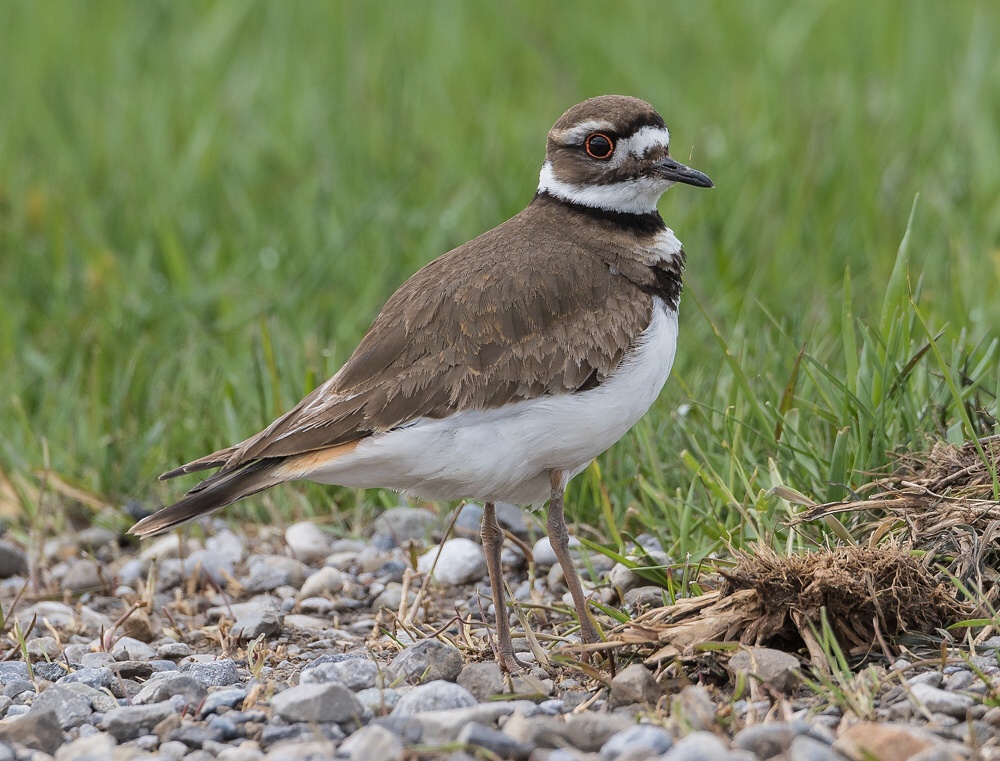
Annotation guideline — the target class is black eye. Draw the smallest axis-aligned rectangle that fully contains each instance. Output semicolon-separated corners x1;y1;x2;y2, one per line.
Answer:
584;133;614;159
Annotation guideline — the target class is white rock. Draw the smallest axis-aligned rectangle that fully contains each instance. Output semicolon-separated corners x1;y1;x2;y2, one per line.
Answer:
417;538;487;585
299;566;345;598
139;534;196;562
285;522;334;563
531;536;582;568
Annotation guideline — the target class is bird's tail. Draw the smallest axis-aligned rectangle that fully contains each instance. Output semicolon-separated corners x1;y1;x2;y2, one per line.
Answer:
129;460;283;538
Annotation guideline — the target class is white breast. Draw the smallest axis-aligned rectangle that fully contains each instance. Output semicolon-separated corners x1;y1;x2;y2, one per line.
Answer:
304;300;679;505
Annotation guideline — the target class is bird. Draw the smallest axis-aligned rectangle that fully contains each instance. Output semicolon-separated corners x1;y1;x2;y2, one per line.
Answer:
130;95;712;673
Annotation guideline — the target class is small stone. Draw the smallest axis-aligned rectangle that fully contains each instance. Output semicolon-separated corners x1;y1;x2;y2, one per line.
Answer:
392;680;477;716
908;682;975;718
26;636;62;659
2;680;32;698
199;687;248;715
373;507;439;544
608;663;662;708
414;703;515;744
168;723;225;748
157;641;192;660
531;536;581;568
0;663;30;684
623;586;666;608
600;724;673;761
217;746;264;761
61;558;102;592
733;722;823;757
390;639;464;683
608;563;646;594
231;606;283;640
285;522;334;563
100;702;175;741
301;657;379;691
457;661;505;701
53;731;115;761
788;735;844;761
28;685;93;729
121;609;156;643
0;540;28;578
270;682;364;723
561;713;634;752
417;538;487;586
356;687;401;713
62;682;117;712
345;724;404;761
661;730;729;760
299;566;345;598
180;659;242;687
133;673;208;706
373;582;415;612
0;706;66;756
110;635;157;661
669;685;717;732
140;534;193;561
459;722;533;760
244;554;308;592
728;647;801;693
58;667;114;690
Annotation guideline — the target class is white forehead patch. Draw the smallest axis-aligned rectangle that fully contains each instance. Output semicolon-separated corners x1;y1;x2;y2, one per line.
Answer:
619;126;671;158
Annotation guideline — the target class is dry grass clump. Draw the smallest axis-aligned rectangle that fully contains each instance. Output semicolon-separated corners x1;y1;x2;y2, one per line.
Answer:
796;435;1000;601
613;544;966;670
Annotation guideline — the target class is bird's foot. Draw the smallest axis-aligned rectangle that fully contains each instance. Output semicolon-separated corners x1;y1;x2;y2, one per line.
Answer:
497;649;530;674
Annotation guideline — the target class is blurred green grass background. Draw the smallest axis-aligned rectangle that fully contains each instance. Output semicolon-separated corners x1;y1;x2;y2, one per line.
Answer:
1;1;998;552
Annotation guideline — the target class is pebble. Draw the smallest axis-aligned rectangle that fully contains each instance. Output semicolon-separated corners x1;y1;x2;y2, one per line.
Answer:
231;605;284;640
299;565;345;597
342;724;404;761
60;558;102;592
284;521;334;563
300;656;379;690
99;702;175;741
459;721;534;759
28;685;94;729
269;682;364;723
0;540;29;578
787;735;845;761
457;661;505;701
832;722;943;761
608;663;661;708
907;682;976;718
417;538;488;585
181;659;243;687
728;647;801;693
531;536;581;568
390;639;464;683
392;680;477;716
110;635;158;662
661;730;730;760
133;672;208;706
600;724;674;760
732;722;825;757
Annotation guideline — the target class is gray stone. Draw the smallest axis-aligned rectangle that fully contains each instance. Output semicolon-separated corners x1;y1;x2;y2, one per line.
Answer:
0;663;30;685
285;522;334;563
531;536;581;568
0;541;28;578
28;685;94;729
728;648;801;693
344;724;404;761
417;538;487;585
373;582;415;613
661;731;730;761
26;636;61;659
608;663;661;708
788;735;844;761
244;554;308;592
392;680;477;716
216;747;264;761
2;680;32;698
133;672;208;706
61;682;117;712
270;682;364;723
76;526;117;552
54;731;116;761
110;635;157;662
0;708;66;754
608;563;646;594
58;667;114;690
199;687;248;715
459;722;533;760
181;659;242;687
562;713;635;752
390;639;464;683
733;722;821;757
412;703;515;744
458;661;505;701
299;566;345;598
623;586;667;608
61;558;102;592
79;651;116;668
100;702;175;741
600;724;674;761
168;723;225;748
356;687;401;713
373;507;439;544
179;549;235;584
669;685;717;732
231;606;283;640
908;682;976;718
300;657;379;691
157;641;192;660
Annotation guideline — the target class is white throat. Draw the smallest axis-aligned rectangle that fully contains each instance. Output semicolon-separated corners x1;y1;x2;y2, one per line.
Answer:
537;162;668;214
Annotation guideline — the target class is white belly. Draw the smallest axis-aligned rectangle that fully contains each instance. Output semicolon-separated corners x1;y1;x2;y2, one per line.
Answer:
306;300;678;505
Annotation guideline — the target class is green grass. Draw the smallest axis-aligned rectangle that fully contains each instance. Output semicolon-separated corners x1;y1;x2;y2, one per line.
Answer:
1;1;998;551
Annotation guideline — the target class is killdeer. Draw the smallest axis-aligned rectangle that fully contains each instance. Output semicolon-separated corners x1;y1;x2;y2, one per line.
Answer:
131;95;712;673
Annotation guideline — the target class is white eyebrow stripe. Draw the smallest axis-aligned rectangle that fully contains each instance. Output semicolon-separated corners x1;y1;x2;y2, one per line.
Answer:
619;126;671;157
551;120;616;144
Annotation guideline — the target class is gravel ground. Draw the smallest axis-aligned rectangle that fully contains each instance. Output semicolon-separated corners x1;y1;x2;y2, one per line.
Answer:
0;506;996;761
